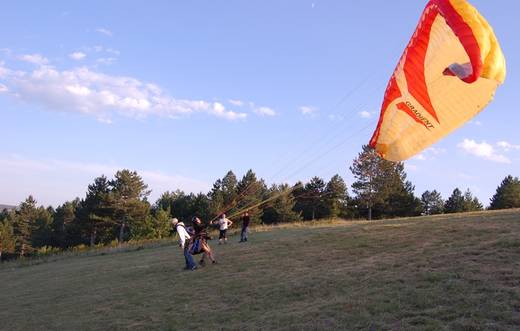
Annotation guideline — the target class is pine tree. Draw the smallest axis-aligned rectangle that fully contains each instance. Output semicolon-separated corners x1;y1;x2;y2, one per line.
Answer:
13;196;39;256
155;190;191;222
235;170;266;224
52;199;80;248
462;189;483;212
0;219;16;260
421;190;445;215
350;146;382;220
221;171;238;207
262;184;301;224
152;207;173;239
30;206;54;248
78;176;113;245
351;146;420;219
323;175;349;219
489;175;520;210
208;179;225;218
292;181;306;217
379;163;422;218
294;177;327;220
109;170;151;243
207;171;239;220
190;193;212;222
444;188;465;213
0;209;7;223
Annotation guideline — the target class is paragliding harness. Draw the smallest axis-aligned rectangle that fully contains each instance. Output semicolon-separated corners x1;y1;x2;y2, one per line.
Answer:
189;224;211;255
190;238;203;255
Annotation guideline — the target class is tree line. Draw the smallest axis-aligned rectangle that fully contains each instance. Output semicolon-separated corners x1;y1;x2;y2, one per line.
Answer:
1;146;519;260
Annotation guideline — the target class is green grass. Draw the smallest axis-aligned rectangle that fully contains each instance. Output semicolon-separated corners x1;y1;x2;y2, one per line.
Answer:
1;210;520;330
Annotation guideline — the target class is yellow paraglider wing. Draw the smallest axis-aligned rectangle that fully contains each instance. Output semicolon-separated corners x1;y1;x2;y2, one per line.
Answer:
369;0;506;161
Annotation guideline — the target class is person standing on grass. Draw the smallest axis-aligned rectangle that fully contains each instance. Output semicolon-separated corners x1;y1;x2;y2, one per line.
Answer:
192;217;217;266
239;212;250;243
214;213;233;244
172;218;196;271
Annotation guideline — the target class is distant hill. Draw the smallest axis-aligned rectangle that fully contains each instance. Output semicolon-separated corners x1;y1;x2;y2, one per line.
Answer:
0;204;16;211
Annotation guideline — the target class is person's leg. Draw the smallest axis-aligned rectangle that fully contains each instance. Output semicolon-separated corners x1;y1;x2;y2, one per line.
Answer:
223;230;227;244
207;249;216;263
202;243;217;263
183;247;190;269
240;228;245;242
244;226;248;241
184;246;196;270
183;255;190;269
219;230;224;244
188;255;196;270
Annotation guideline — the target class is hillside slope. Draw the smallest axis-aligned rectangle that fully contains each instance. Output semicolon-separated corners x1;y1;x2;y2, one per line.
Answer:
0;204;16;211
1;210;519;330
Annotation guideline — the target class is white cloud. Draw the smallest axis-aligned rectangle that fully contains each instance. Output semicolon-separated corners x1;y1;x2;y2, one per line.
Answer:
0;61;247;122
231;100;277;118
497;141;520;152
229;99;244;107
78;46;120;64
0;62;8;78
299;106;318;116
65;84;91;96
210;102;246;120
106;48;120;56
254;106;276;117
412;153;427;161
427;147;446;155
458;139;510;164
96;57;117;65
87;46;120;55
96;28;113;37
0;155;210;206
359;110;373;118
412;147;446;161
91;45;104;52
0;84;8;93
69;52;86;60
18;54;49;66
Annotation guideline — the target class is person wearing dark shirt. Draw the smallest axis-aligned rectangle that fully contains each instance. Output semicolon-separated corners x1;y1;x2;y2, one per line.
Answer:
239;212;250;243
191;217;217;266
192;217;207;238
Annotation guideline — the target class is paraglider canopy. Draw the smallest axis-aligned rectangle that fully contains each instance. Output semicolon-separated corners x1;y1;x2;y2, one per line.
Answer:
369;0;506;161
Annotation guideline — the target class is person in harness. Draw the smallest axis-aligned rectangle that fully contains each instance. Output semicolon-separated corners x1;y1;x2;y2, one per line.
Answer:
191;216;217;266
171;218;196;271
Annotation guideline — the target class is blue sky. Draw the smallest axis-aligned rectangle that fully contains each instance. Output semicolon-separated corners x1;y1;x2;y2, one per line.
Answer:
0;0;518;207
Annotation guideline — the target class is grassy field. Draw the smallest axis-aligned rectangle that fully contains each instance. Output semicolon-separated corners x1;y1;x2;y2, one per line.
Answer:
1;210;520;330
